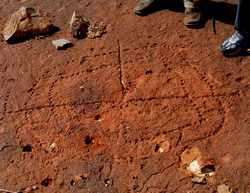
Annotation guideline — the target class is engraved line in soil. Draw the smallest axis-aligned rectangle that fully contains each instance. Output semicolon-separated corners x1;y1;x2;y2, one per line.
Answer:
117;39;126;94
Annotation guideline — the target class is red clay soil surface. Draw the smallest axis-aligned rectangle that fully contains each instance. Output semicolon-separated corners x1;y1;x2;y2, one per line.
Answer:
0;0;250;193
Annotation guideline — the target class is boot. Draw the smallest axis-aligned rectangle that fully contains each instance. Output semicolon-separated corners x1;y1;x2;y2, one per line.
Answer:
134;0;156;15
184;8;202;28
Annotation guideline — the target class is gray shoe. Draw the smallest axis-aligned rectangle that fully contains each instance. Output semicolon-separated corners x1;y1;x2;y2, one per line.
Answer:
220;31;249;57
184;8;203;28
134;0;156;15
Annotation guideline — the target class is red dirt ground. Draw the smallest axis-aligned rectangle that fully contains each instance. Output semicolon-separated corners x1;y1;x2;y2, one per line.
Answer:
0;0;249;193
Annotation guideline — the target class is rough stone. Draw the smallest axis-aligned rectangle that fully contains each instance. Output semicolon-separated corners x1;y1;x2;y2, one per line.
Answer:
70;11;90;39
2;6;54;43
180;147;215;177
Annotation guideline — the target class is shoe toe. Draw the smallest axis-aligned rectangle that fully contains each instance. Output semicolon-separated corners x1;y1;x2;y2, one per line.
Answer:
134;7;143;15
220;41;242;56
183;12;202;28
134;0;155;15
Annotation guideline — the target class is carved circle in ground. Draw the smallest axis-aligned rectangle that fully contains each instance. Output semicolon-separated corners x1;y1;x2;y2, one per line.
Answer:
119;65;225;144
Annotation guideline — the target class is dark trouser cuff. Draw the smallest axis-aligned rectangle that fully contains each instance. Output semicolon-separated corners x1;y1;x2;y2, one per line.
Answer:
235;26;250;40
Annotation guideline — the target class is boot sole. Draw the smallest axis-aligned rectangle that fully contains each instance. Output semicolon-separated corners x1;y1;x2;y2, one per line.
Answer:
134;9;148;16
184;22;204;29
220;47;243;57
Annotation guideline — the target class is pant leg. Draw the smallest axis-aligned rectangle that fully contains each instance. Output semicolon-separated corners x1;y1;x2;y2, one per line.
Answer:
235;0;250;37
184;0;201;9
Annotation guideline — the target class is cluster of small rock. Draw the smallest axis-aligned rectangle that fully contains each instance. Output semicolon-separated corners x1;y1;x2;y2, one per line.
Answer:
1;7;106;50
180;146;235;193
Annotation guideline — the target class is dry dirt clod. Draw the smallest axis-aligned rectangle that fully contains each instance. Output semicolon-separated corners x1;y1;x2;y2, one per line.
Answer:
153;135;170;153
70;11;90;39
31;186;38;190
70;174;88;188
23;186;38;193
0;188;18;193
191;176;207;184
104;178;113;187
188;158;215;178
24;186;38;193
87;22;106;39
2;6;55;43
52;39;72;50
48;143;57;152
0;33;4;42
180;147;215;178
217;184;234;193
180;147;201;167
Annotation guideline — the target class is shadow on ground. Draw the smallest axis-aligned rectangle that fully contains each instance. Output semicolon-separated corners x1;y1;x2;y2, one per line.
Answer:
136;0;237;26
6;26;60;44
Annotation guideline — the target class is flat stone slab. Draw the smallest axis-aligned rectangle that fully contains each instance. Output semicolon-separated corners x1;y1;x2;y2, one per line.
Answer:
52;39;72;50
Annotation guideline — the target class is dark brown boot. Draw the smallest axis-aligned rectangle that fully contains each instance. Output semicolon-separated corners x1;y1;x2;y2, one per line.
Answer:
183;8;202;28
134;0;156;15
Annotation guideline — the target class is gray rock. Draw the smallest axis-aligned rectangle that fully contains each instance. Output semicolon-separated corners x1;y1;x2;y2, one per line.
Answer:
52;39;72;50
70;11;90;39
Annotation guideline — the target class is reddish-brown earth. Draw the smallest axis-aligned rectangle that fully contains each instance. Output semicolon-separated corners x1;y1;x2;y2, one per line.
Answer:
0;0;249;193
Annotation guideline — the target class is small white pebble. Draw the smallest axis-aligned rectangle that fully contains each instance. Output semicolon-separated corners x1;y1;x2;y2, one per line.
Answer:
52;39;71;50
